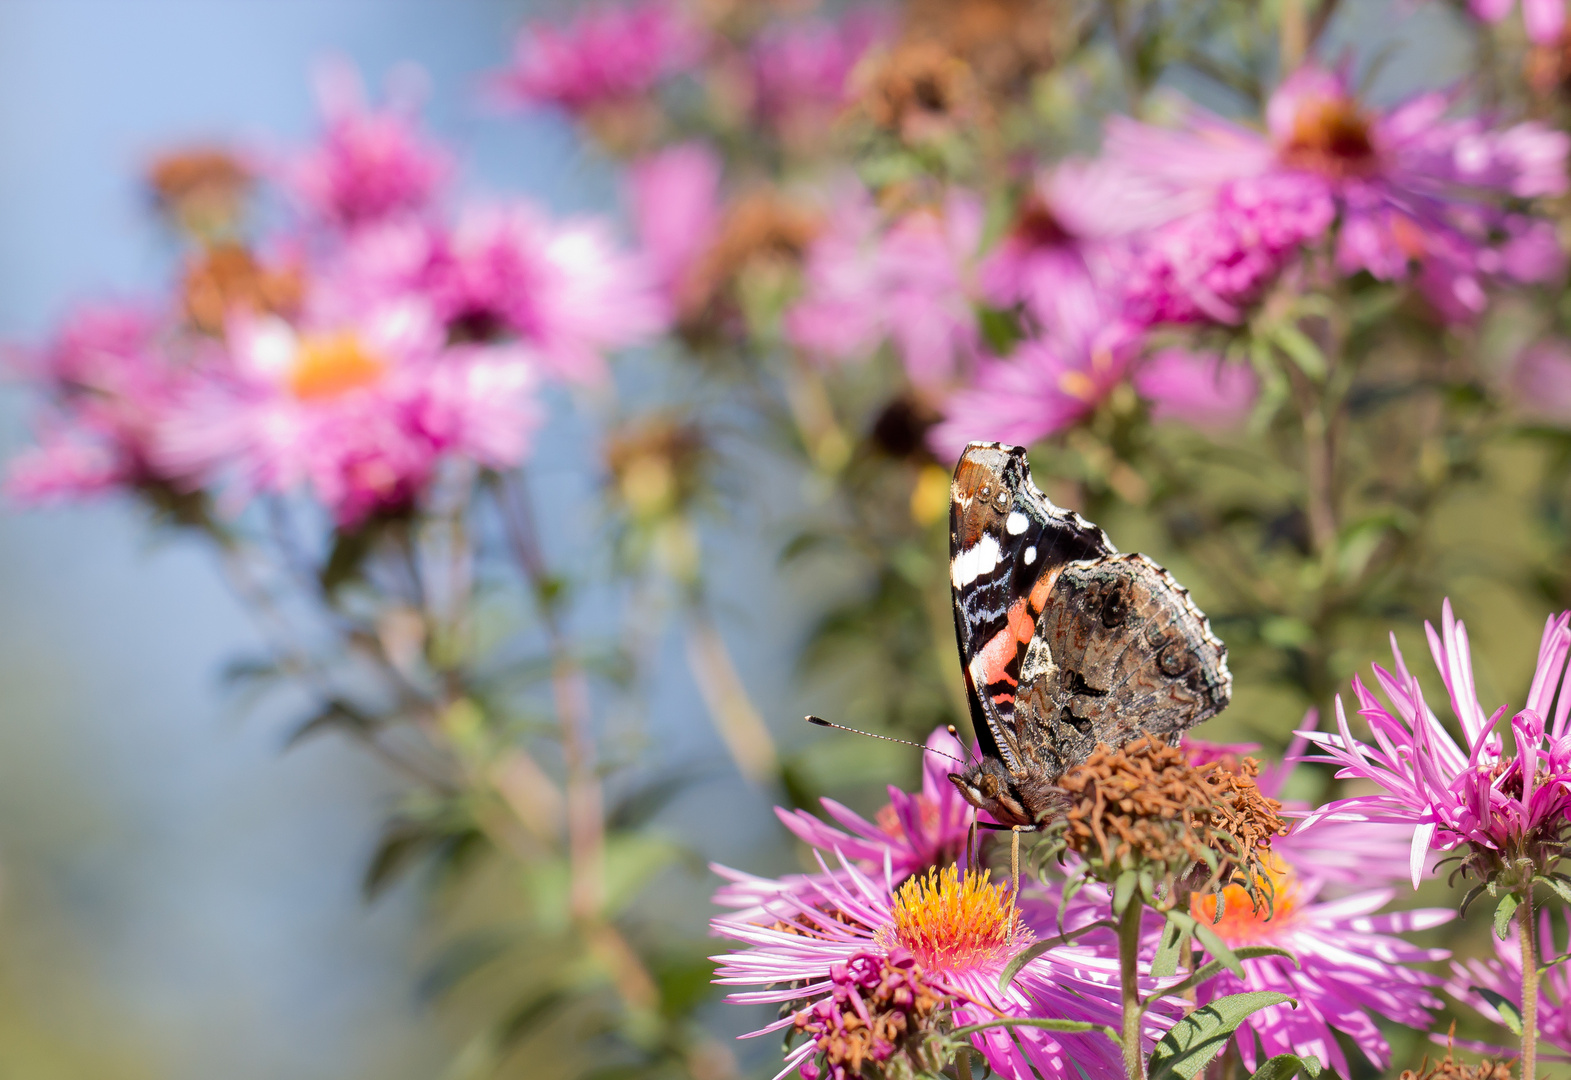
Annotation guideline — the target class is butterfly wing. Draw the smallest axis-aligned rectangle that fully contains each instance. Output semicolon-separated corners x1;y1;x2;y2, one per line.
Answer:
949;442;1114;776
1014;552;1233;777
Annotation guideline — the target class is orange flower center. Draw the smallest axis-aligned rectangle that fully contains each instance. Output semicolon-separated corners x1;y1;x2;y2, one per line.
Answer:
879;866;1027;972
288;332;386;401
1189;853;1301;945
1280;95;1377;178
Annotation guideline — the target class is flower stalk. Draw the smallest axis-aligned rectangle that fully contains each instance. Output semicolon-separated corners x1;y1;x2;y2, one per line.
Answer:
1117;895;1147;1080
1521;889;1539;1080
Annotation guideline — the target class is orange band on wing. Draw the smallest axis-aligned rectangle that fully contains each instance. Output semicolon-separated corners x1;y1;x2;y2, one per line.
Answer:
973;597;1040;690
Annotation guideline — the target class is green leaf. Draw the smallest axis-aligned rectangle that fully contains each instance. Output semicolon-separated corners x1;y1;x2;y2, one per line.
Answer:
1113;870;1139;917
1151;919;1185;979
1270;325;1327;380
1146;991;1293;1080
1473;986;1524;1036
1191;917;1244;979
1247;1053;1323;1079
1157;947;1298;998
998;940;1058;993
1537;874;1571;907
1494;892;1520;941
948;1017;1120;1044
286;698;376;749
1459;884;1487;918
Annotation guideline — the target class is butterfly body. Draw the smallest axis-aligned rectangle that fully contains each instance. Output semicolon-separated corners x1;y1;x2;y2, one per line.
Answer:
947;442;1231;829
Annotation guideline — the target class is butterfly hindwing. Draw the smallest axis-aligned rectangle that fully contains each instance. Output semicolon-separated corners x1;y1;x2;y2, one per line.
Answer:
1013;553;1233;777
949;443;1113;773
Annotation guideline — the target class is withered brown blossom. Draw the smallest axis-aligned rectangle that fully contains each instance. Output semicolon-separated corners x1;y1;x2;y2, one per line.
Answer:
902;0;1062;96
855;42;986;144
1058;735;1287;895
791;949;945;1080
676;190;820;331
1400;1045;1514;1080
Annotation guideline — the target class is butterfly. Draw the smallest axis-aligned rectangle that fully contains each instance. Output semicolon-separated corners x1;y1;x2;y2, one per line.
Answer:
947;441;1232;830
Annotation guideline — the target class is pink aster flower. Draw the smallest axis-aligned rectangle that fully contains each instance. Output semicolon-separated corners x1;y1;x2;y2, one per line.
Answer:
286;61;451;231
1177;743;1454;1075
8;302;196;502
1133;348;1259;430
712;857;1157;1080
428;204;667;384
1448;908;1571;1061
1102;65;1568;324
1469;0;1567;44
929;290;1136;459
1301;600;1571;888
156;299;537;525
496;1;707;115
787;190;984;388
772;726;974;885
626;142;723;306
748;9;890;143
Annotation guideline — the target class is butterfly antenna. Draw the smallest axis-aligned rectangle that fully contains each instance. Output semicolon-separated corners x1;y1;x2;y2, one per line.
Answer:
804;716;967;764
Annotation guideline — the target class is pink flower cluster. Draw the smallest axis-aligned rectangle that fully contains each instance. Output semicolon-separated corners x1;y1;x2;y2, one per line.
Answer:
11;66;664;526
713;727;1452;1080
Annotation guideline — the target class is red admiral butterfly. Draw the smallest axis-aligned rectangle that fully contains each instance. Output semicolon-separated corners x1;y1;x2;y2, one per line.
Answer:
948;441;1231;829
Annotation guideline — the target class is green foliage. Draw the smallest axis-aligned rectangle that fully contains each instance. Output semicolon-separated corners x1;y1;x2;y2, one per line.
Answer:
1145;992;1295;1080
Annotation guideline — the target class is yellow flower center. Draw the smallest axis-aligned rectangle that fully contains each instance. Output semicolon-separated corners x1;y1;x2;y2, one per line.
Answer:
288;332;386;401
879;866;1027;972
1189;853;1301;945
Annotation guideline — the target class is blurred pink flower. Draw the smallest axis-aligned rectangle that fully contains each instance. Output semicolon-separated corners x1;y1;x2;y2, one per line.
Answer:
787;190;983;388
930;291;1136;458
1448;908;1571;1061
1511;339;1571;421
1301;600;1571;887
7;303;196;502
286;61;451;231
157;298;538;526
429;204;667;384
1469;0;1566;44
1103;66;1568;324
771;726;974;885
1133;349;1259;429
496;1;707;114
749;9;890;136
626;142;723;304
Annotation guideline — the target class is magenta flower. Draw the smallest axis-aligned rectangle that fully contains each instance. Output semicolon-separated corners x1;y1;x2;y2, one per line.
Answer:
712;858;1154;1080
929;292;1136;459
787;190;984;388
748;9;890;141
1301;600;1571;888
1133;349;1259;430
1177;744;1453;1075
772;727;974;885
496;1;707;115
1448;908;1571;1061
1469;0;1567;44
429;204;667;384
626;142;723;306
1102;66;1568;324
7;302;196;502
285;61;451;231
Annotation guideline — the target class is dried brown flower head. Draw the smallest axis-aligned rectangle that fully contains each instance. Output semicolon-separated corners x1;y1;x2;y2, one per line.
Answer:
181;243;303;335
1058;736;1287;894
147;147;253;236
902;0;1062;96
1400;1049;1513;1080
856;42;984;144
677;191;820;328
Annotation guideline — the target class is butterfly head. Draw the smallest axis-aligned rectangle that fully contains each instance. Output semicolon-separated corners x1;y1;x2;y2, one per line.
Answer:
948;757;1047;830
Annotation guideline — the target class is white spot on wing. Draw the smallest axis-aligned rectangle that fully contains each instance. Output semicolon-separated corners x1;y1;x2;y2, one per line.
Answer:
1024;546;1036;565
951;533;1003;588
1006;511;1029;535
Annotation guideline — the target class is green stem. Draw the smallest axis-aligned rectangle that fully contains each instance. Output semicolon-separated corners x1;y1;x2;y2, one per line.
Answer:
1118;898;1146;1080
956;1046;974;1080
1521;890;1539;1080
